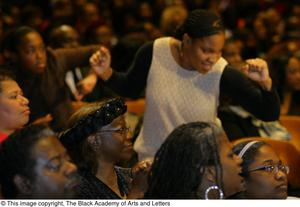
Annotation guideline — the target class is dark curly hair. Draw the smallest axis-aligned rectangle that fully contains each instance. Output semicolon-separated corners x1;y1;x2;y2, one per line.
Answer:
0;124;55;198
145;122;225;199
59;98;127;174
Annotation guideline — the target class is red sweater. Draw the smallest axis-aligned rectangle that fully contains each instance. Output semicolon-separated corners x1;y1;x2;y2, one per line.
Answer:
0;132;8;143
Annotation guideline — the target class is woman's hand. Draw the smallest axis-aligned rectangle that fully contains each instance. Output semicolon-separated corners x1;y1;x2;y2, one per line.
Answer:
76;73;98;100
89;46;113;81
32;114;53;125
241;58;272;91
128;160;152;199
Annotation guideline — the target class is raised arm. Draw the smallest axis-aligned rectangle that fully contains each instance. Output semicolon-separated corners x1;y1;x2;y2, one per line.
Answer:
220;59;280;121
89;42;154;98
52;45;99;73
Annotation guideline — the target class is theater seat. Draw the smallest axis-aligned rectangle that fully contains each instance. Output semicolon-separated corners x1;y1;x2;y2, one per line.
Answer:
280;115;300;151
232;137;300;191
125;98;145;115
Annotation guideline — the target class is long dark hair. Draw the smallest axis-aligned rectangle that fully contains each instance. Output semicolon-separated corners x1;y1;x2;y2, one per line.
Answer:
145;122;225;199
269;53;300;112
269;54;292;100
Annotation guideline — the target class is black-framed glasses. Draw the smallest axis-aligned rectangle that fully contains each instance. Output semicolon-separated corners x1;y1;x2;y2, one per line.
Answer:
98;126;130;136
247;164;289;175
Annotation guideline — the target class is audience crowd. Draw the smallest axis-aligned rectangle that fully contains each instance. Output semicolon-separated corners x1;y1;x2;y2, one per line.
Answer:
1;0;300;199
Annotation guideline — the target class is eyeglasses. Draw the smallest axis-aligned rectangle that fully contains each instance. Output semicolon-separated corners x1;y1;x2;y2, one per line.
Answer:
286;67;300;74
247;164;289;175
98;126;130;136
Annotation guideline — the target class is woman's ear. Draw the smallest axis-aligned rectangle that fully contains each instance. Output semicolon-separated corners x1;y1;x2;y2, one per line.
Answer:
183;33;192;46
13;175;33;196
204;166;217;183
196;166;218;198
87;134;101;150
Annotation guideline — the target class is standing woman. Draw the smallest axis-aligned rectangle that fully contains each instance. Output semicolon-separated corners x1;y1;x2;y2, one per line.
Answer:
59;98;150;199
0;69;30;142
145;122;245;199
88;9;280;160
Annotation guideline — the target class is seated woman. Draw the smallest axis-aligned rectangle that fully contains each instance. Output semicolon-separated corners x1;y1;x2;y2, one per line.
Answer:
269;53;300;115
59;98;150;199
2;26;100;131
0;124;78;198
0;69;30;142
144;122;245;199
233;140;289;199
219;38;290;141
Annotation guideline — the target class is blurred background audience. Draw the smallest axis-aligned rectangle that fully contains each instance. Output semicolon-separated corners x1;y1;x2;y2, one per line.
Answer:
1;0;300;199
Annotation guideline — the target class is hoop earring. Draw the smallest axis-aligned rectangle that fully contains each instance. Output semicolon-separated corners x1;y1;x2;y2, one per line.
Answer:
204;185;224;199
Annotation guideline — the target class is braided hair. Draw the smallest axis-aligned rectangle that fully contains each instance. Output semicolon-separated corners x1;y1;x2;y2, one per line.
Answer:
145;122;225;199
0;124;55;198
174;9;224;40
59;98;127;174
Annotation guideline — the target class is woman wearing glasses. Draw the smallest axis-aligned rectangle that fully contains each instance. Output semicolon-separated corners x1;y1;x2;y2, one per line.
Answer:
233;140;289;199
59;98;150;199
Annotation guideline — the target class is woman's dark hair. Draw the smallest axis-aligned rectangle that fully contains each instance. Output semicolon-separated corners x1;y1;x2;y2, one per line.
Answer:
269;53;300;115
232;141;267;178
0;124;55;198
59;98;127;174
174;9;224;40
1;26;37;54
145;122;225;199
269;54;292;100
0;68;15;93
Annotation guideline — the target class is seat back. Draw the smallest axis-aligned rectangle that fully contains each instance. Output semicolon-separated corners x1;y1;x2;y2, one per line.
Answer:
280;115;300;151
125;98;145;116
232;137;300;190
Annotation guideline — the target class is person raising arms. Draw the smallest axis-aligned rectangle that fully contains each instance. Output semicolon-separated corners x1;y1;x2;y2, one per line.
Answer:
87;9;280;161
